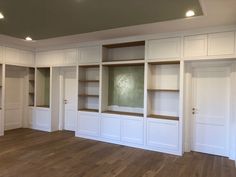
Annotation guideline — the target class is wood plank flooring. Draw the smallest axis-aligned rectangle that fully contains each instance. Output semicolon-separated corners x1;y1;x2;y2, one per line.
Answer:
0;129;235;177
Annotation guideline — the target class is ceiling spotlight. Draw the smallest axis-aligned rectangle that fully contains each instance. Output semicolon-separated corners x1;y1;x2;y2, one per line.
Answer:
186;10;195;17
25;36;33;41
0;12;4;19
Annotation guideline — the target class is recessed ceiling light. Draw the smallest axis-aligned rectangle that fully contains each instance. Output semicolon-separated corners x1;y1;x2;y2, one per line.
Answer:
186;10;195;17
25;36;33;41
0;12;4;19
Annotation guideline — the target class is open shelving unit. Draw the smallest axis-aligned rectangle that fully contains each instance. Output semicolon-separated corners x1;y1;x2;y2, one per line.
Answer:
101;63;144;117
78;65;100;112
147;61;180;121
28;67;35;106
36;67;50;108
102;41;145;63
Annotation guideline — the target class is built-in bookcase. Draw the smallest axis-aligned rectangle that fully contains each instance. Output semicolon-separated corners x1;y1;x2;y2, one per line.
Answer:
36;67;50;108
102;41;145;62
147;61;180;120
101;64;144;117
28;67;35;106
78;65;100;112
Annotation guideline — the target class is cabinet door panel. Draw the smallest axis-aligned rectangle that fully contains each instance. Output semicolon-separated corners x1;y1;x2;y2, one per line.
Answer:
121;116;144;145
79;46;100;64
147;119;179;151
19;50;34;66
64;49;77;65
101;114;121;141
5;47;19;64
147;38;181;59
208;32;235;56
184;35;207;57
78;112;100;136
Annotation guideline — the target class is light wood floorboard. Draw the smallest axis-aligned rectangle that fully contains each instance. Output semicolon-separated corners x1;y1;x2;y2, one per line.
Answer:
0;129;235;177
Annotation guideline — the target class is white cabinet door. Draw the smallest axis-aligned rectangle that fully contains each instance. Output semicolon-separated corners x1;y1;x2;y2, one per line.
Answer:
78;46;100;64
184;35;208;57
35;52;50;66
5;47;19;64
0;46;3;63
0;110;3;136
147;37;181;59
19;50;34;66
121;116;144;145
36;50;64;66
28;107;34;128
64;49;77;65
34;108;51;132
101;114;121;141
208;32;235;56
77;111;100;136
147;118;179;151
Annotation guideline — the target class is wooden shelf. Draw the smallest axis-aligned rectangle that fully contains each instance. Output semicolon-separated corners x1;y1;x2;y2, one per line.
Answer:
79;80;99;83
148;89;179;92
79;108;99;113
29;80;35;82
37;105;50;108
148;114;179;121
28;105;34;107
103;41;145;48
102;110;143;117
79;94;99;97
29;92;35;95
79;65;99;68
102;59;144;66
148;61;180;65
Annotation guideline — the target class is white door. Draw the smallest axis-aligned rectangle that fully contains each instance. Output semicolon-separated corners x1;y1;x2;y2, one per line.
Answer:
192;67;230;156
5;67;25;130
63;68;77;131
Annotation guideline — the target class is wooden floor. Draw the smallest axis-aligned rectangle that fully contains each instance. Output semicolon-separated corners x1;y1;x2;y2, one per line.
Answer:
0;129;235;177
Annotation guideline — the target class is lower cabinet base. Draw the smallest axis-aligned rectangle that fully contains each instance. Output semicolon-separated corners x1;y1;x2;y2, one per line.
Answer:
75;133;182;156
28;107;52;132
76;112;182;156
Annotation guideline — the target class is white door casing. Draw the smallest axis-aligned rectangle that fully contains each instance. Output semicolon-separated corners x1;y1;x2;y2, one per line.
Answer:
191;67;230;156
63;68;77;131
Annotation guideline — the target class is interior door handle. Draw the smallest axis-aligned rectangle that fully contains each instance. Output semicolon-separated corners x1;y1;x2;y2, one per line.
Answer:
64;99;68;104
192;108;198;114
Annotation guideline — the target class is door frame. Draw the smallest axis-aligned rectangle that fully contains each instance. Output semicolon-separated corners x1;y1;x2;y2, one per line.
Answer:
58;66;78;131
184;60;234;158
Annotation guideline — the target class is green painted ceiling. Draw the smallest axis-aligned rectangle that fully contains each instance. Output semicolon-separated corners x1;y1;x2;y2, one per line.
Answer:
0;0;203;40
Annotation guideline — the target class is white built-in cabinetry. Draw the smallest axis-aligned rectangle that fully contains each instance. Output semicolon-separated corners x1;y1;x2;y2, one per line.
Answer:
184;31;235;58
147;37;181;60
36;49;77;66
78;46;101;64
5;47;34;66
0;27;236;158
